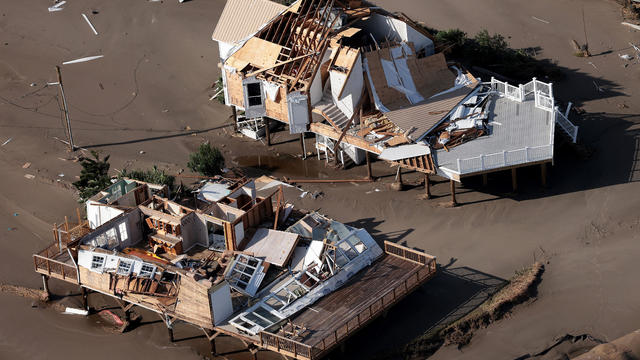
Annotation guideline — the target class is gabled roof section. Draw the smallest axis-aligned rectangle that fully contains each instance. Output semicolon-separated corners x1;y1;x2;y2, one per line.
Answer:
211;0;287;45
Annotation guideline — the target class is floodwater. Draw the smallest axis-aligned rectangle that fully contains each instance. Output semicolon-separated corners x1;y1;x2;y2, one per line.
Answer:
234;154;332;179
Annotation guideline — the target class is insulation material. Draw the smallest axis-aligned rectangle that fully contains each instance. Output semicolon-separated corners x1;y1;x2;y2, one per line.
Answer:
380;57;424;104
262;80;280;102
363;58;390;113
287;91;310;134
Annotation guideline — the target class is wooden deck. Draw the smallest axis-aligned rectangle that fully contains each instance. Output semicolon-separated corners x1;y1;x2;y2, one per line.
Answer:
259;242;437;359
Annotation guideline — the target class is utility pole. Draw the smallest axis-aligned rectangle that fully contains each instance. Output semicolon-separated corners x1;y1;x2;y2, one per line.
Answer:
53;66;75;151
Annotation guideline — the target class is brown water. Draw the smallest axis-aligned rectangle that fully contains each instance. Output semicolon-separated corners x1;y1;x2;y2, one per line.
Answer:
234;154;332;179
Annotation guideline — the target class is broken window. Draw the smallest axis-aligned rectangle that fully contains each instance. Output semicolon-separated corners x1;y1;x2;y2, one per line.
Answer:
91;255;105;271
246;83;263;107
139;263;155;278
117;260;133;275
226;254;265;297
229;304;284;335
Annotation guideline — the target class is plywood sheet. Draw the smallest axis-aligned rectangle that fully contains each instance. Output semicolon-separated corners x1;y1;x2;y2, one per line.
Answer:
226;37;283;71
244;228;300;267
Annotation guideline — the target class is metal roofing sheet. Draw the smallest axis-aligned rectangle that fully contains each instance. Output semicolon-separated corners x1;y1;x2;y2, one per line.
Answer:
385;85;476;141
211;0;287;45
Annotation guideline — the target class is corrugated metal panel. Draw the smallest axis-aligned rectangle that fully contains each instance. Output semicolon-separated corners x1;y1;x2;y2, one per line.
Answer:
385;85;476;141
211;0;287;45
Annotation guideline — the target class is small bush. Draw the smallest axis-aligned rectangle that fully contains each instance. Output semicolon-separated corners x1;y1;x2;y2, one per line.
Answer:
435;28;467;50
187;143;225;177
73;150;111;201
119;166;175;188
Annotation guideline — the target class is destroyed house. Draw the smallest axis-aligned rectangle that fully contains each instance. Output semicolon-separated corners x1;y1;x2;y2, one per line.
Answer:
33;177;437;359
212;0;579;188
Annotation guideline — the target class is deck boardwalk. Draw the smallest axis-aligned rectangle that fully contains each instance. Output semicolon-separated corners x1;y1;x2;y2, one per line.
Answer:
259;245;437;359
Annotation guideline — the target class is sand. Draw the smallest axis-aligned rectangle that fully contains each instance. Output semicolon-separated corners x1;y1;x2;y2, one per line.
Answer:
1;0;639;359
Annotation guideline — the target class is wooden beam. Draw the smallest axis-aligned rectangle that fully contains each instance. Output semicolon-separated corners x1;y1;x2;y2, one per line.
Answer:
309;122;380;153
245;52;317;78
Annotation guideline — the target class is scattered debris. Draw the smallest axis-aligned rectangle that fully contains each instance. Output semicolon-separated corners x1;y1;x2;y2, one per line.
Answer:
139;150;145;155
82;13;99;35
1;137;12;146
531;16;550;24
29;83;37;87
22;162;31;169
63;307;89;316
622;21;640;31
48;1;66;12
593;81;604;92
619;54;633;60
588;61;598;69
24;174;35;180
62;55;104;65
58;173;65;177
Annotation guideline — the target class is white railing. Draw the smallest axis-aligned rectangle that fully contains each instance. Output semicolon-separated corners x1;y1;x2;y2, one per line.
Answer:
448;144;554;175
489;77;554;112
554;107;579;143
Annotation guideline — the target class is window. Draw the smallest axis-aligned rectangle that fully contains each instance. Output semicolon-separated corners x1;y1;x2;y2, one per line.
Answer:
91;255;105;271
139;263;155;278
118;222;128;243
117;260;133;275
246;83;262;107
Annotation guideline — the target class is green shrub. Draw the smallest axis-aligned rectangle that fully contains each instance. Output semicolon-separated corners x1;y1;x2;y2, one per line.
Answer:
214;76;225;104
73;150;111;201
435;28;467;50
119;166;175;187
187;143;225;177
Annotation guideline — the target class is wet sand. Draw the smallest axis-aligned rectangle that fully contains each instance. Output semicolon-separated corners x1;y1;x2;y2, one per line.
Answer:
1;0;640;359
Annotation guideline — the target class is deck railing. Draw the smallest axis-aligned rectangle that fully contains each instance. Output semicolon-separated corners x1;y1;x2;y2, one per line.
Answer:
32;215;89;284
33;253;79;284
260;332;314;360
554;107;579;143
489;77;554;112
447;144;554;175
384;241;436;266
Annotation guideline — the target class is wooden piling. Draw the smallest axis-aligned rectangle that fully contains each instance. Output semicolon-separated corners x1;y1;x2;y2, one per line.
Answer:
511;168;518;192
450;180;458;207
167;327;174;342
366;151;373;180
232;106;238;132
265;118;271;146
482;173;488;187
42;275;50;300
299;133;305;158
541;162;548;188
425;173;432;199
81;287;88;310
